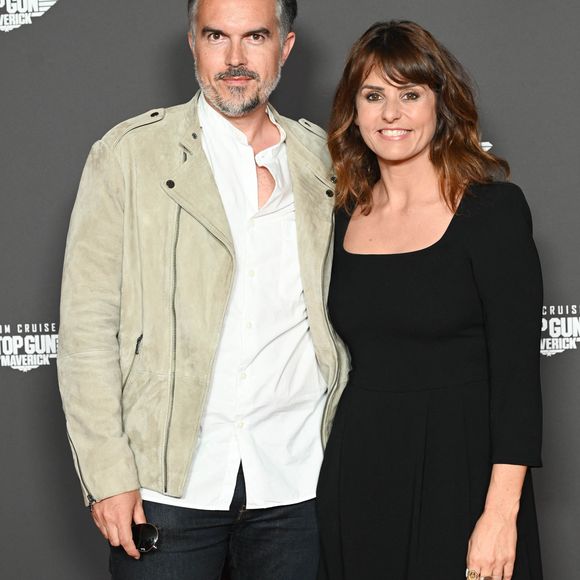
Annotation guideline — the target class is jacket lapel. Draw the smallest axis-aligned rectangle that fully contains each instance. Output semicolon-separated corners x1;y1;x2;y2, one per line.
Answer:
160;96;335;263
160;96;234;255
282;118;336;288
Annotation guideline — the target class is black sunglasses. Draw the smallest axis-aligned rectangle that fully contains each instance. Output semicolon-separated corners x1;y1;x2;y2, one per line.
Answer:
131;523;160;553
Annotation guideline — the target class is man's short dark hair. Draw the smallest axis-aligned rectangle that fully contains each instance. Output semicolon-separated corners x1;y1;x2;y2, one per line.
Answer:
188;0;298;42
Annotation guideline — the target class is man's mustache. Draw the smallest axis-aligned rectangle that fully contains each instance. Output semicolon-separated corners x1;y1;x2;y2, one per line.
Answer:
215;67;260;81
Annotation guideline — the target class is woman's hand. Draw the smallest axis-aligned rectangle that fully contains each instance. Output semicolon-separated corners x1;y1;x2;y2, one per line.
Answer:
466;464;527;580
467;507;517;579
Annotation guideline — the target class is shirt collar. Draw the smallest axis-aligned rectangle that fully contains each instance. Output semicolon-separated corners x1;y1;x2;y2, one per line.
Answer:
197;93;286;154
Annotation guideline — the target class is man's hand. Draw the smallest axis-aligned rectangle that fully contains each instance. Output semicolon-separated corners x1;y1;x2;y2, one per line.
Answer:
90;490;146;559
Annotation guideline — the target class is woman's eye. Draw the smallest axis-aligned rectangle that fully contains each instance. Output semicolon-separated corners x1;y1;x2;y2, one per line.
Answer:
365;92;382;102
402;91;420;100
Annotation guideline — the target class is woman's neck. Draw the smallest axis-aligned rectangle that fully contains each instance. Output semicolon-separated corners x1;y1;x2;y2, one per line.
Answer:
375;157;441;212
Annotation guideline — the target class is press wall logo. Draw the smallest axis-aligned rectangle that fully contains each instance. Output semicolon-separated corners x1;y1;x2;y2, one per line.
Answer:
0;0;59;33
0;322;58;372
541;305;580;357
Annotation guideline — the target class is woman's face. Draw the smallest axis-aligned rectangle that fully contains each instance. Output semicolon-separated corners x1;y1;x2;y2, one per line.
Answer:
355;67;437;167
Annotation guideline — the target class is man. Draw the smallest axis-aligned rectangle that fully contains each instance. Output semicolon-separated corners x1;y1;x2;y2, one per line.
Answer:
57;0;349;578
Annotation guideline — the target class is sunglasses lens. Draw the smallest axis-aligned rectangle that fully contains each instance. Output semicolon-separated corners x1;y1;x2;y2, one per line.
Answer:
132;523;159;553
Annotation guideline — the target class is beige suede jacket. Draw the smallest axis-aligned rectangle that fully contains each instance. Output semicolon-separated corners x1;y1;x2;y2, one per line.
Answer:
57;94;350;506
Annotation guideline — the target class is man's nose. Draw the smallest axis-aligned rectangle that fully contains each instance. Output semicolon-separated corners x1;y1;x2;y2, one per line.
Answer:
226;40;247;67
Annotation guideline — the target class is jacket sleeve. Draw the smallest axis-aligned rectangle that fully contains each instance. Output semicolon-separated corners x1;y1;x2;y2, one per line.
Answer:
57;139;140;505
470;184;543;467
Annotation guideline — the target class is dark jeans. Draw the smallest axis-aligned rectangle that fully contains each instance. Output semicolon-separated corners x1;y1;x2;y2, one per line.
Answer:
110;466;319;580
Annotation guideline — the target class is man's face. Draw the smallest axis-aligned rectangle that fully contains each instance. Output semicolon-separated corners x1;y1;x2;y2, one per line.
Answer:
189;0;295;118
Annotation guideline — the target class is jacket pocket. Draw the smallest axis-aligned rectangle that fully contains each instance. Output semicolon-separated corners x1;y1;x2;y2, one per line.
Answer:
122;334;143;390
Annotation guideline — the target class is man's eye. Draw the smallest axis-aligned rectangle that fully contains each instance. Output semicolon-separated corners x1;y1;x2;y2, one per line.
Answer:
208;33;222;41
250;33;264;41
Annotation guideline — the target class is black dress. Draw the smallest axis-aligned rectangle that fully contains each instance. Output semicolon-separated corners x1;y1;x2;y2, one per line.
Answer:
317;183;543;580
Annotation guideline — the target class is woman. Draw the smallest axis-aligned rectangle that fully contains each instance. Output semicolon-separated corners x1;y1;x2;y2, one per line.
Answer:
317;21;543;580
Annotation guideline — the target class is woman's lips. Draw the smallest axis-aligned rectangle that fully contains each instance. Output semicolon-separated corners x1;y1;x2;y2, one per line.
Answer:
378;129;411;137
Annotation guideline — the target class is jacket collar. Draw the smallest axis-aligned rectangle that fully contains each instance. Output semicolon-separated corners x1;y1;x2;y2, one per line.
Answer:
161;93;234;254
162;92;335;258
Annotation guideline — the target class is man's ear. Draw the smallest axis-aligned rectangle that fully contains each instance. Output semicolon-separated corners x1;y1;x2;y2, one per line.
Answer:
280;32;296;66
187;31;195;56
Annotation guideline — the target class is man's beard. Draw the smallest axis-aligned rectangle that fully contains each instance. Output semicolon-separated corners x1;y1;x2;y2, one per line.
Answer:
195;64;282;118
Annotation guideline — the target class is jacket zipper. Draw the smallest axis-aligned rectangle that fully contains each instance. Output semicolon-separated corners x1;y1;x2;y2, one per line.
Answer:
163;206;181;492
183;250;235;482
164;227;236;495
67;431;97;507
320;216;340;445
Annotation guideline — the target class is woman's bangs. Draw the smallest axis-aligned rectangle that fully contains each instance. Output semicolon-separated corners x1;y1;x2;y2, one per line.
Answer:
369;42;440;89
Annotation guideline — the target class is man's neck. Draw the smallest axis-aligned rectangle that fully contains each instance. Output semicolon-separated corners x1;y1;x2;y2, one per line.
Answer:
206;99;280;155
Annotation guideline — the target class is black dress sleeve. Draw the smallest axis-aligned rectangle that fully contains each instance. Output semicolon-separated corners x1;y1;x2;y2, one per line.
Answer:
468;183;543;467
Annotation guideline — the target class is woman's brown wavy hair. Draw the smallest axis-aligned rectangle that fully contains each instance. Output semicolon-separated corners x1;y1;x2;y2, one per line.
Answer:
329;20;510;214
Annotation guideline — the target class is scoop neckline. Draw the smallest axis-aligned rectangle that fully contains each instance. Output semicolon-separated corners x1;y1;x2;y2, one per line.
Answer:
341;196;465;258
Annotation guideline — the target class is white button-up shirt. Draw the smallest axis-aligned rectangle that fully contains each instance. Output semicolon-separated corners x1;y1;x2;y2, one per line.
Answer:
141;95;328;510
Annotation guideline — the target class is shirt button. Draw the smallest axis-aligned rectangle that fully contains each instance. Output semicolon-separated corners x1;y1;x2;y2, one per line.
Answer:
240;372;247;380
249;270;255;278
237;421;245;429
246;322;253;329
